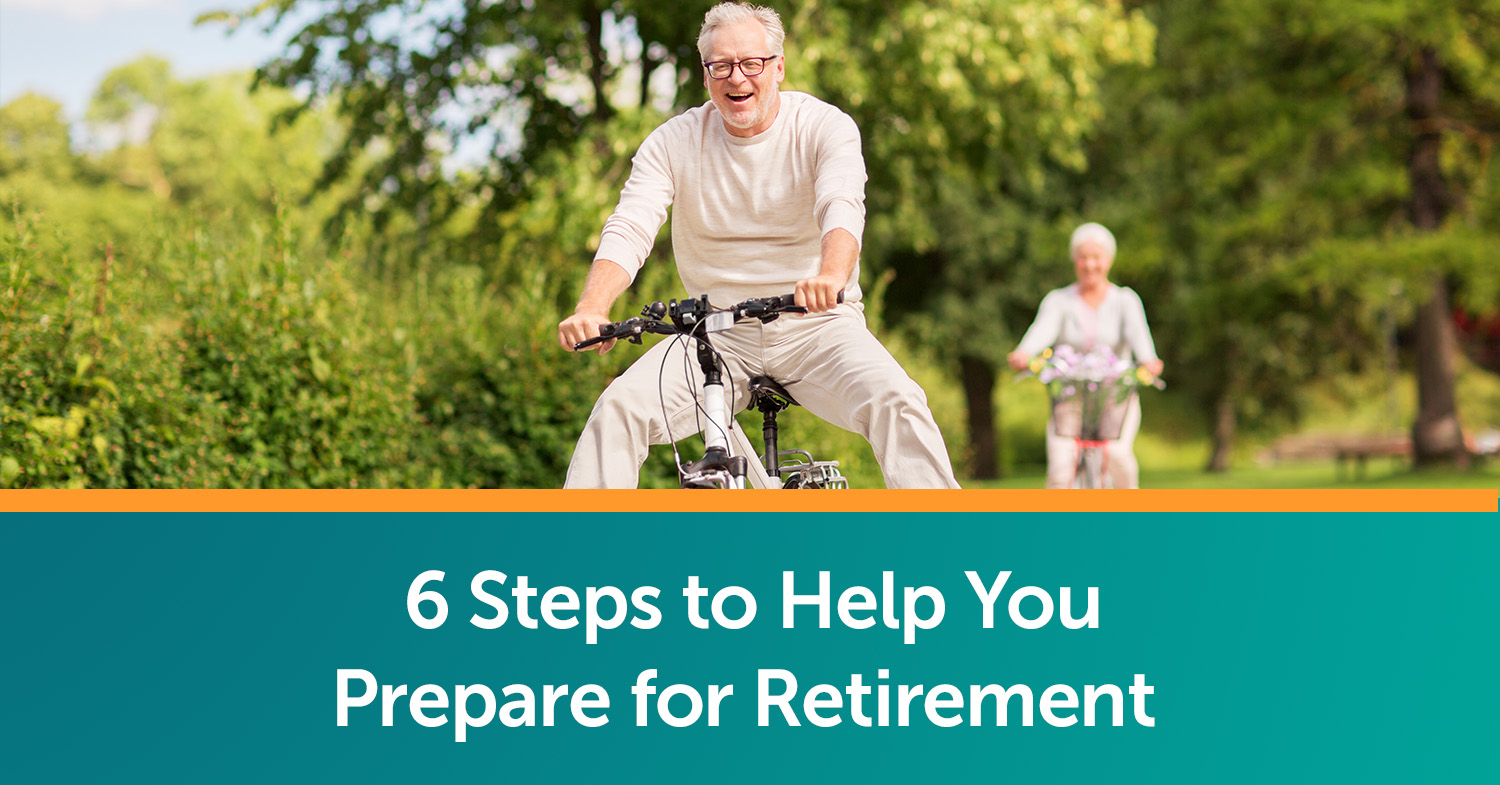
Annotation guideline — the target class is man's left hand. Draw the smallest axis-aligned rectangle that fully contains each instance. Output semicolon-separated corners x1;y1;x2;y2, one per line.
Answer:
795;275;845;313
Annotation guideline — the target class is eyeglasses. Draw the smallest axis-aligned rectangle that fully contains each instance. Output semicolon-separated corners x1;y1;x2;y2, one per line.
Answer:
703;56;780;79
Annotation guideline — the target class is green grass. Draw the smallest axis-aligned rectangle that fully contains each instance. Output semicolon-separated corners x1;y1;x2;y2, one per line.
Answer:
967;460;1500;489
961;355;1500;490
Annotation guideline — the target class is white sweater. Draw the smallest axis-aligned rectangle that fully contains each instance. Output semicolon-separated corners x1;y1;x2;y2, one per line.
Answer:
1015;284;1160;363
593;91;868;305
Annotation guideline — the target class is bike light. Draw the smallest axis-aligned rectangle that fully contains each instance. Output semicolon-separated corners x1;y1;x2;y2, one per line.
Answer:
705;311;735;333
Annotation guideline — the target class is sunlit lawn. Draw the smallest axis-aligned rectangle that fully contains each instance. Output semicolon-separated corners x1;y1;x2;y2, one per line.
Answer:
958;360;1500;492
967;460;1500;489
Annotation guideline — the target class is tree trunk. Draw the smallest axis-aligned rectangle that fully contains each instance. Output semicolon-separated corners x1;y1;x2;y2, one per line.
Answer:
1405;47;1449;232
583;1;613;122
1205;391;1235;473
640;55;659;109
1411;275;1469;466
959;355;999;480
1404;46;1469;467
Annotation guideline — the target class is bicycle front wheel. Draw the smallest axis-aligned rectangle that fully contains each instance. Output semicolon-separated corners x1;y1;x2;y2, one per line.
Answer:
1075;447;1105;489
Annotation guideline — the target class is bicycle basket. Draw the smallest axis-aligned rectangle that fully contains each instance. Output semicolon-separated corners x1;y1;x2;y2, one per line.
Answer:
1050;382;1134;441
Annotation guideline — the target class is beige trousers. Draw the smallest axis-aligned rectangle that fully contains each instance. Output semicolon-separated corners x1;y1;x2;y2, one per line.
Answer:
1045;394;1143;489
565;303;960;489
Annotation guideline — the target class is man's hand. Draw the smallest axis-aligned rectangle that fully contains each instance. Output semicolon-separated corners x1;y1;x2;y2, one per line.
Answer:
559;260;632;354
1007;351;1030;372
795;274;846;313
1142;358;1165;377
559;311;616;354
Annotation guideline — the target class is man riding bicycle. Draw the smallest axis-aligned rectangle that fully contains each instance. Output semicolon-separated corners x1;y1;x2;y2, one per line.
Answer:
557;2;959;489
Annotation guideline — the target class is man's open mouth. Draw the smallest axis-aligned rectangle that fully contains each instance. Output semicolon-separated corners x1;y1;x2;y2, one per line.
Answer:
728;93;753;103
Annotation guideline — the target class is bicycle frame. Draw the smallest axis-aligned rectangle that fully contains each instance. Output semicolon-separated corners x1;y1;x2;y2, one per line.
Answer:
1071;439;1111;489
1014;352;1163;490
1059;389;1131;489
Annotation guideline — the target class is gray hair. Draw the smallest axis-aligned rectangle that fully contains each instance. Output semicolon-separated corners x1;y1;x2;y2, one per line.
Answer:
697;2;786;60
1069;222;1117;260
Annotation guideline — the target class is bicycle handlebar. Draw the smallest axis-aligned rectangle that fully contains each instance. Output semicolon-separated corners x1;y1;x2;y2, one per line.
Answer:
573;291;844;351
572;317;678;350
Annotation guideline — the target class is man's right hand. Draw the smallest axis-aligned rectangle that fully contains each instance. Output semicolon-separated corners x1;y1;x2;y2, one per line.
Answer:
561;259;633;354
559;311;616;354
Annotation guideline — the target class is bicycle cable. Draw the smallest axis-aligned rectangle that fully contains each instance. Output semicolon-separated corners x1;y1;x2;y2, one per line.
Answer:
659;333;690;476
657;316;740;481
684;316;735;450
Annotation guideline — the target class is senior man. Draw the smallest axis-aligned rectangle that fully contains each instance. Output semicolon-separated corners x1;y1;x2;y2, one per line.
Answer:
558;1;958;489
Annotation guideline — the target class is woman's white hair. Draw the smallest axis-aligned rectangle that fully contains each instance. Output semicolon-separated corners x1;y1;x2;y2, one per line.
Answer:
698;2;786;60
1069;222;1117;260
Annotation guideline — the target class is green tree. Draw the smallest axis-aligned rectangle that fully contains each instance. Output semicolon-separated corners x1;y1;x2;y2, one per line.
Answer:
1372;0;1500;466
210;0;717;248
0;93;76;181
1;89;157;266
86;56;338;220
1096;0;1500;470
1078;0;1401;470
790;0;1155;477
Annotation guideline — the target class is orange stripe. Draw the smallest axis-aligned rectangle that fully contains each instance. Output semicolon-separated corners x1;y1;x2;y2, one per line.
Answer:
0;489;1492;513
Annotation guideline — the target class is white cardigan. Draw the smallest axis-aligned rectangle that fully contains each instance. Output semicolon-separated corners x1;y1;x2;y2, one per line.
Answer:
1015;284;1159;364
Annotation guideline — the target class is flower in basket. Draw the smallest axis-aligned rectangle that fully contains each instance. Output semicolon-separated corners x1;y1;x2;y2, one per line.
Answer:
1027;347;1163;441
1134;365;1166;390
1027;347;1055;376
1032;346;1164;397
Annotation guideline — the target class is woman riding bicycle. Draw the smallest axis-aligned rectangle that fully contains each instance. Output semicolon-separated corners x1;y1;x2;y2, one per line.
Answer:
1007;222;1164;489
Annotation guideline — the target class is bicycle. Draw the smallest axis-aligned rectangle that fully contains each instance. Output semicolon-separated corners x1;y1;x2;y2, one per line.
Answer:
1019;347;1164;489
1050;377;1134;489
575;293;849;489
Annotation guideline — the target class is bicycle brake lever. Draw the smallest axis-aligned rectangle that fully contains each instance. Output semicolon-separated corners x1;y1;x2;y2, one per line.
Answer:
616;319;651;344
751;290;843;321
574;318;645;350
759;309;802;323
738;295;803;323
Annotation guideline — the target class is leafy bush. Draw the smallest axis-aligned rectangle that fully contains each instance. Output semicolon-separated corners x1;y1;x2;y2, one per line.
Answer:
1;211;229;487
1;206;431;488
0;319;119;488
172;227;426;488
401;266;640;488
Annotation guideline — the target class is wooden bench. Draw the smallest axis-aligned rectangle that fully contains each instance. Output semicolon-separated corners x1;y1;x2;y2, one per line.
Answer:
1261;433;1412;480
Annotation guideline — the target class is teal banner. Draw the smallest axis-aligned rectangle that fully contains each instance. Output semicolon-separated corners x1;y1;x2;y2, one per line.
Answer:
7;512;1496;782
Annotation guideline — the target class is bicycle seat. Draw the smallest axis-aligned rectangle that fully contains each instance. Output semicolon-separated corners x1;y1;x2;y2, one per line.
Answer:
748;376;798;411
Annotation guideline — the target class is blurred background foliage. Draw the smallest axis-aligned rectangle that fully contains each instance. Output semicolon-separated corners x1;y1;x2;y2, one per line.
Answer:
3;0;1498;488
